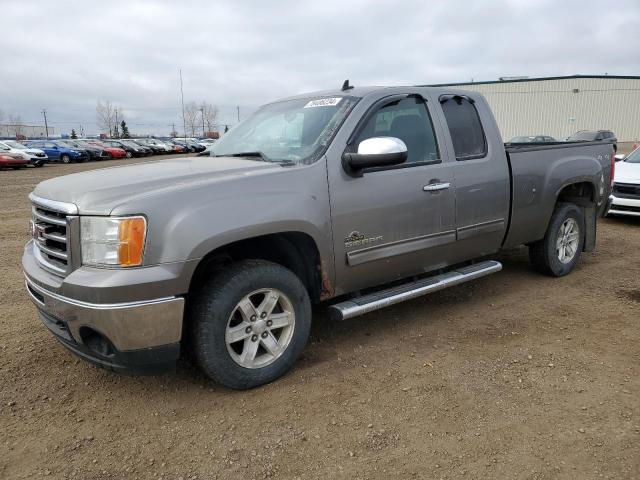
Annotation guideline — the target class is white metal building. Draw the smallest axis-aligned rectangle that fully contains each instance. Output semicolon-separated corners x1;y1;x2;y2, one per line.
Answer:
430;75;640;144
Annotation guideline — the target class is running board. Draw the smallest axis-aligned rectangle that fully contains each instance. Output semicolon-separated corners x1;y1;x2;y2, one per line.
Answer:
329;260;502;321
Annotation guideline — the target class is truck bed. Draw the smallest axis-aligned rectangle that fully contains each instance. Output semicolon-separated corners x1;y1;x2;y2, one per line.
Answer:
502;141;614;249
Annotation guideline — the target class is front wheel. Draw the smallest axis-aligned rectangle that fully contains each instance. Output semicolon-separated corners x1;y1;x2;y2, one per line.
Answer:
529;202;585;277
188;260;311;389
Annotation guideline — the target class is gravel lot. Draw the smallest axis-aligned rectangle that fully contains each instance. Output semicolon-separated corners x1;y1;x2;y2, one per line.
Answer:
1;158;639;479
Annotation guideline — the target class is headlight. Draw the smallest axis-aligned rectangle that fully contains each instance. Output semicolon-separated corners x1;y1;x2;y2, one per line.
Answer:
80;216;147;267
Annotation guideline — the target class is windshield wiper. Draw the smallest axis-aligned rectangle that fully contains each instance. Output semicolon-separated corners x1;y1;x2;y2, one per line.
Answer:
225;151;272;162
219;151;296;166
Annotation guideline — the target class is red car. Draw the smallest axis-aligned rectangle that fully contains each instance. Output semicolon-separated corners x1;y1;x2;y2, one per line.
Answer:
89;141;128;159
0;153;28;169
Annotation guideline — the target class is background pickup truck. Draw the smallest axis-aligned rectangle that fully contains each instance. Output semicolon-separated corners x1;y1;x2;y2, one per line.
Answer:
23;85;615;389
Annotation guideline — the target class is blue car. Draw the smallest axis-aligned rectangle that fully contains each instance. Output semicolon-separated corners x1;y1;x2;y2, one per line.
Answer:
25;140;88;164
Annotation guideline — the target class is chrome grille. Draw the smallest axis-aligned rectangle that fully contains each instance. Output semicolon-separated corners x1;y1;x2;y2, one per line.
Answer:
29;194;78;276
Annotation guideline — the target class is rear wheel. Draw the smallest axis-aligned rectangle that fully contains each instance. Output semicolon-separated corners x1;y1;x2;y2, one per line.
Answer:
60;154;71;164
529;202;585;277
188;260;311;389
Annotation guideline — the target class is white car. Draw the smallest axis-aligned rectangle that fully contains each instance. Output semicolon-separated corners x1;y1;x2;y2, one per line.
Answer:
0;140;48;167
608;147;640;217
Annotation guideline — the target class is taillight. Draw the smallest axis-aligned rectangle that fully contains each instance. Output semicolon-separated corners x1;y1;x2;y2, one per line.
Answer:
610;153;615;187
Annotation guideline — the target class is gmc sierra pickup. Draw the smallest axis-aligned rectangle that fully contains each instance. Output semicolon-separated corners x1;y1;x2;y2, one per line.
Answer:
23;85;615;389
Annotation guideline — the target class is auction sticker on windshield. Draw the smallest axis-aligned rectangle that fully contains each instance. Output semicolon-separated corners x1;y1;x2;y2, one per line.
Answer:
304;97;342;108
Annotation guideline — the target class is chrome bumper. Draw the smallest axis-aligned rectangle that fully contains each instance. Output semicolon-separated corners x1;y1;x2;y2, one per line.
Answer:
25;275;184;351
608;194;640;217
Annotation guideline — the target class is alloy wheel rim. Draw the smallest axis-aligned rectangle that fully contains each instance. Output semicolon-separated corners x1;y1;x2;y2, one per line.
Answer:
556;218;579;264
225;288;295;369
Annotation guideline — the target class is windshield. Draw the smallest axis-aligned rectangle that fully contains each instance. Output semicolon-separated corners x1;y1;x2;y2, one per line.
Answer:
625;148;640;164
5;140;26;149
213;96;358;164
568;131;596;141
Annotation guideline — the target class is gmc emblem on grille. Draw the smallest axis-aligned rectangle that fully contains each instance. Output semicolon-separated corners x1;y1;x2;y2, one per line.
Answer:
29;220;46;242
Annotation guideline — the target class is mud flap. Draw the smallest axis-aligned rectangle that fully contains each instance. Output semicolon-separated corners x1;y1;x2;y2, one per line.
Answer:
583;204;596;252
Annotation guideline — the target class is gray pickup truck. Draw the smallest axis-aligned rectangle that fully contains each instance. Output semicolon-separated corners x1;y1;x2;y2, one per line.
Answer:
23;85;614;389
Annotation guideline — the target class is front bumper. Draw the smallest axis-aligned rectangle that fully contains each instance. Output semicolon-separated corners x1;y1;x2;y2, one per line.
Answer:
608;194;640;217
23;241;191;374
25;276;184;374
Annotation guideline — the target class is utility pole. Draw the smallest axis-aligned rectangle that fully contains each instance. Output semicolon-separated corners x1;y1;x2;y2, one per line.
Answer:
236;106;240;123
114;108;119;138
42;109;49;139
172;123;176;137
200;106;206;137
80;124;84;137
179;69;187;140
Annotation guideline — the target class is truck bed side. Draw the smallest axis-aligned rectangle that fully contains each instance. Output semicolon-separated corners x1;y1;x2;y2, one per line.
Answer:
503;142;613;248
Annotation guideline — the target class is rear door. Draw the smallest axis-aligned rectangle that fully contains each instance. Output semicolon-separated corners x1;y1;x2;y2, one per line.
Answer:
327;93;457;294
433;94;511;261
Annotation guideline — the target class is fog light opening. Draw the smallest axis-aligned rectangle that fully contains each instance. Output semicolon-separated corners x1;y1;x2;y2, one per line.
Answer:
79;327;116;358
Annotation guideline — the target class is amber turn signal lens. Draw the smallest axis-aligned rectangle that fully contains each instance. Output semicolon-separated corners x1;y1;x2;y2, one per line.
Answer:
118;217;146;266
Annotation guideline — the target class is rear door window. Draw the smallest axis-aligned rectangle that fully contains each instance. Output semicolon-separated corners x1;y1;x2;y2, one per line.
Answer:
440;96;487;160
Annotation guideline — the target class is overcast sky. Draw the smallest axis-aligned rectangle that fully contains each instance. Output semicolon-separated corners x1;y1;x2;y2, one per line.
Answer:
1;0;638;136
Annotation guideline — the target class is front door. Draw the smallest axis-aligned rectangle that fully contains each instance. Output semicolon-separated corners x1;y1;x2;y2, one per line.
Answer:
327;95;457;295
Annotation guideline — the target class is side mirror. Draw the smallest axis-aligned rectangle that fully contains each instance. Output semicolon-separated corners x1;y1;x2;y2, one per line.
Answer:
614;153;625;162
342;137;408;176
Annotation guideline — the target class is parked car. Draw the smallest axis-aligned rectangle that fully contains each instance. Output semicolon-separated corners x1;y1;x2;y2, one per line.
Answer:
134;138;173;154
85;140;127;159
23;85;614;389
115;139;153;157
197;138;217;148
58;139;108;161
174;138;207;153
25;140;88;163
160;139;188;154
567;130;617;151
100;140;144;158
508;135;557;143
607;146;640;217
0;152;28;169
0;140;48;167
197;144;215;156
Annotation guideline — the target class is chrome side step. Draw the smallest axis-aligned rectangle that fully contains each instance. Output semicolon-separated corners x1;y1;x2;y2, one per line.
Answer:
329;260;502;321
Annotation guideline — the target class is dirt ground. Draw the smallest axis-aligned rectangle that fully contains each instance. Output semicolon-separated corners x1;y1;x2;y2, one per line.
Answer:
1;158;639;480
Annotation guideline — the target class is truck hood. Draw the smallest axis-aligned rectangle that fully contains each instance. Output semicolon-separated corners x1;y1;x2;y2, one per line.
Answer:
615;161;640;184
33;156;283;215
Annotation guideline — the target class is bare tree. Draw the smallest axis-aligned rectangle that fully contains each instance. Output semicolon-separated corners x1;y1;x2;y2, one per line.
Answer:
182;101;199;137
201;102;219;134
96;101;116;137
9;115;24;138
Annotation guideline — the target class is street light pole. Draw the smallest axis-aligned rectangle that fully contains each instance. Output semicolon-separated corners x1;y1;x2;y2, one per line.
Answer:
180;69;187;140
200;106;205;137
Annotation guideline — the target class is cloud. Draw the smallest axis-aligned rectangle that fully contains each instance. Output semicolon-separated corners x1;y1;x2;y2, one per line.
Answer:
1;0;638;135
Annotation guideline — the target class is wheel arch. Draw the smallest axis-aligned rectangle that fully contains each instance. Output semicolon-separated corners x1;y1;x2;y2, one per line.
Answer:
188;231;330;305
554;180;598;252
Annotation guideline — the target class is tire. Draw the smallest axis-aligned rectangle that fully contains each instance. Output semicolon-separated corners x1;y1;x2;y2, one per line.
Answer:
529;202;585;277
60;154;71;164
34;161;44;168
188;259;312;389
126;151;132;158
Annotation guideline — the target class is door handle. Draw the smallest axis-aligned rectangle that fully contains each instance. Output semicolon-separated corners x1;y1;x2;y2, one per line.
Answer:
423;182;450;192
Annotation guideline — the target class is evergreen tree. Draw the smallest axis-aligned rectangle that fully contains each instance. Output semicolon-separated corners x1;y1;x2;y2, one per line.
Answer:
70;129;77;139
120;120;130;138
